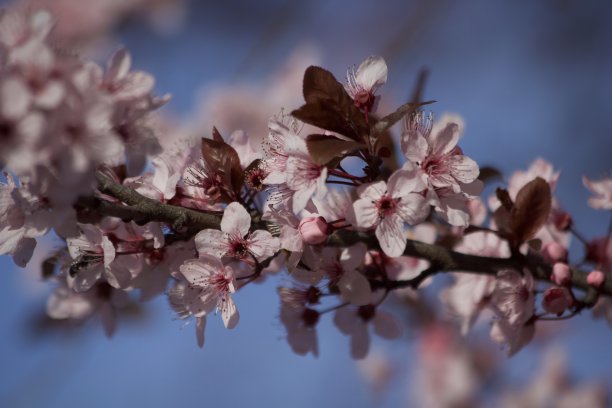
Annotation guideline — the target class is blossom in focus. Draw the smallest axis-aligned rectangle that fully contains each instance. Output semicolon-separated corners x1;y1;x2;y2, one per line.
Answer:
351;168;428;257
195;202;279;264
344;55;388;112
171;254;239;329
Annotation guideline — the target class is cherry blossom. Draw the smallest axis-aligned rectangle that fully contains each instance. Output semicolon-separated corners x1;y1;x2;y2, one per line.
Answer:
583;175;612;210
351;168;428;257
344;55;388;112
172;254;239;329
195;202;279;264
333;304;401;359
402;112;480;198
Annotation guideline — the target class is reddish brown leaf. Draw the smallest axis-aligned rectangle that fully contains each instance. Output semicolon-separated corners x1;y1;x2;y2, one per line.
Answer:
201;137;243;201
293;66;368;141
479;166;503;184
305;134;366;166
510;177;552;245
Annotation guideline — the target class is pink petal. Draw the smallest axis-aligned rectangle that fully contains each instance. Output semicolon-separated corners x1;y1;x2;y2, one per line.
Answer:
221;202;251;237
221;296;240;329
447;155;479;184
333;308;358;334
431;122;460;156
375;215;406;257
248;230;280;261
372;311;402;339
180;258;215;284
357;180;386;201
352;197;379;229
355;56;388;91
388;168;419;198
339;272;372;306
12;236;36;267
115;72;155;100
194;229;226;258
196;316;206;347
402;129;428;163
106;48;131;82
350;324;370;359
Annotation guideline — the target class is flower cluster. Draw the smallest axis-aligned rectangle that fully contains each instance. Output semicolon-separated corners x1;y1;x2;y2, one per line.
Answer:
1;7;611;368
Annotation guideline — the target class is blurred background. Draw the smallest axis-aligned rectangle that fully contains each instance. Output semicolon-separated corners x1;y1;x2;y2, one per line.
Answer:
1;0;611;406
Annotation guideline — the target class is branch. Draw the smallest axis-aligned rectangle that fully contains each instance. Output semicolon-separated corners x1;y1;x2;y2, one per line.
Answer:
94;172;220;232
87;174;611;299
328;229;611;299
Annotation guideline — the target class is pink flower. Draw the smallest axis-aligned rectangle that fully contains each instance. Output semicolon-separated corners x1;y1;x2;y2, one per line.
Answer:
334;305;401;359
550;262;572;286
402;112;480;196
298;216;331;245
279;300;320;357
172;254;239;329
195;202;280;263
490;269;535;328
587;270;605;288
344;56;388;112
262;117;327;213
47;280;128;338
351;168;429;257
583;175;612;210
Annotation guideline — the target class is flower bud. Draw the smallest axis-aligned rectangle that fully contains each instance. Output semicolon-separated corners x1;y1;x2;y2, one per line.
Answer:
542;287;574;315
298;216;331;245
550;262;572;286
587;270;606;288
542;242;567;264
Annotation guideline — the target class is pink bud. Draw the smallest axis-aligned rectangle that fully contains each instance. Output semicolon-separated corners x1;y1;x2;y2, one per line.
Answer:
542;287;574;315
542;242;568;264
298;216;331;245
587;270;606;288
550;262;572;286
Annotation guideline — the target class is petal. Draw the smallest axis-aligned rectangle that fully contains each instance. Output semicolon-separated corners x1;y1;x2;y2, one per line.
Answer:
431;122;460;156
447;155;479;184
280;225;303;252
73;265;103;292
196;316;206;348
396;193;429;225
194;229;226;258
180;258;216;285
106;48;131;82
352;197;379;228
375;215;406;257
248;230;280;261
291;183;316;213
115;71;155;100
387;169;419;198
339;272;372;306
221;202;251;237
221;296;240;329
372;311;402;339
333;308;358;334
12;236;35;267
355;56;388;91
402;129;428;163
357;180;386;201
350;324;370;359
0;77;31;120
339;242;367;271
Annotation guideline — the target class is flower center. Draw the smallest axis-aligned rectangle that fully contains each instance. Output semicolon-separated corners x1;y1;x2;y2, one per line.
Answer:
375;195;397;218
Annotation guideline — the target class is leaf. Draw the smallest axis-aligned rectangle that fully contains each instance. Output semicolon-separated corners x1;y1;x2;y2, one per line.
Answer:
510;177;552;245
292;66;368;141
212;126;224;142
495;188;514;211
305;134;366;165
201;135;243;201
